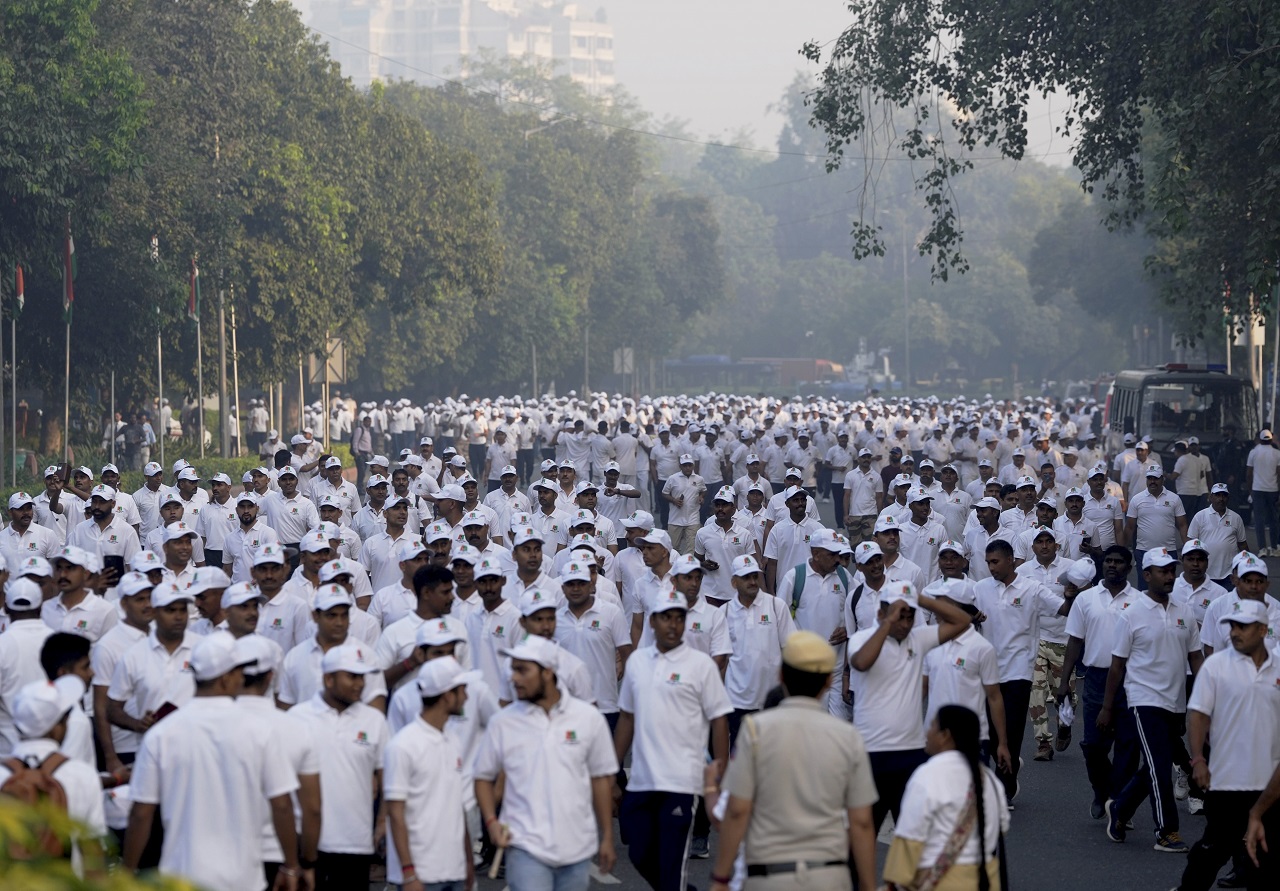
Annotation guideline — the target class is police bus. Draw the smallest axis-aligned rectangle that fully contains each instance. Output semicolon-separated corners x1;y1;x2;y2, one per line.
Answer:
1102;365;1258;473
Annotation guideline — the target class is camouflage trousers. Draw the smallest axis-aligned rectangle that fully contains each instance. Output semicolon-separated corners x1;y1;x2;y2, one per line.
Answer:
1030;640;1074;742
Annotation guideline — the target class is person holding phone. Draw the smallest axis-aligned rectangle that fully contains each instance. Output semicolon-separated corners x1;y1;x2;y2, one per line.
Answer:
67;485;141;598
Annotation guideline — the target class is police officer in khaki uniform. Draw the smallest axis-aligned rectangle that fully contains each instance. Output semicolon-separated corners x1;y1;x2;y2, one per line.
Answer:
709;631;879;891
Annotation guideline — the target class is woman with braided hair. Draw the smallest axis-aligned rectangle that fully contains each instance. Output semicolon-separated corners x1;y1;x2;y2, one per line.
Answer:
882;705;1010;891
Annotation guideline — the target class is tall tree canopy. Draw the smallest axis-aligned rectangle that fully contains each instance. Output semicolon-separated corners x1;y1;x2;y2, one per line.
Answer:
802;0;1280;331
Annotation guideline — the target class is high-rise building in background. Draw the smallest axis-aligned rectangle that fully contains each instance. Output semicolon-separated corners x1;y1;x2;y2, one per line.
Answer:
302;0;616;97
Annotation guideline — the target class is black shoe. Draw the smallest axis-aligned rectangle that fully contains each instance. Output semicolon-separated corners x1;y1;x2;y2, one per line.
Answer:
1090;798;1105;820
1105;799;1126;843
1218;872;1247;888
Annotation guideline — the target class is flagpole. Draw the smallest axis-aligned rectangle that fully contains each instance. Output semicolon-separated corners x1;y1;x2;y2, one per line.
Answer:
63;320;70;464
1;272;6;490
197;316;204;458
12;313;17;482
157;329;164;470
231;297;242;458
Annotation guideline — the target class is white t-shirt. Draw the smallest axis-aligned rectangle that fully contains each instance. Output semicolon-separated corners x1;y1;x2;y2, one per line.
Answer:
1112;594;1201;712
923;627;1000;740
894;751;1009;868
1186;647;1280;790
382;717;468;884
848;624;941;752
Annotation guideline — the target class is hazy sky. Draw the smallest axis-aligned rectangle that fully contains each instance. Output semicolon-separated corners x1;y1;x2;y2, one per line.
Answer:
602;0;1072;166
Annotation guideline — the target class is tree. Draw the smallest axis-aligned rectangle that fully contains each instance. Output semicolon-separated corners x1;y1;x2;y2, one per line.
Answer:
802;0;1280;332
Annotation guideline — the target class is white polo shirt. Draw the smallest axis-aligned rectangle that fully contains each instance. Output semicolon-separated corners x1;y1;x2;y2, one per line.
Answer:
1112;594;1202;712
723;593;797;710
222;521;280;583
1186;507;1248;579
0;737;106;852
972;575;1065;682
843;468;882;516
261;492;319;544
1015;556;1069;644
196;498;237;553
1126;488;1186;551
240;695;319;863
382;717;468;884
277;637;388;707
0;522;62;568
289;694;389;854
374;612;473;685
107;629;198;718
258;591;310;654
762;517;824;579
637;596;732;658
463;600;524;693
0;620;54;752
693;521;757;601
617;643;732;795
898;518;947;583
1200;593;1280;653
778;562;848;645
1186;647;1280;790
1172;576;1230;626
923;627;1000;740
130;696;299;891
472;691;618;867
42;591;118;642
849;624;941;751
1064;583;1140;668
555;599;631;713
91;621;148;755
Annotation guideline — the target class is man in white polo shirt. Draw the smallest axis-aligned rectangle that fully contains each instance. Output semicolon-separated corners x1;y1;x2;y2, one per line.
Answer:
222;491;280;584
1174;599;1280;891
278;584;389;711
1;491;61;570
1172;539;1231;627
289;642;388;891
761;486;824;594
106;581;198;747
1100;547;1203;852
44;545;118;642
1199;552;1280;657
261;467;319;554
615;586;732;890
776;529;852;718
384;656;476;891
91;571;153;777
555;559;633;728
1125;463;1189;591
693;487;758;606
848;580;971;831
0;578;55;755
972;537;1072;805
251;543;310;654
1057;545;1140;819
123;633;302;891
475;636;619;891
1186;483;1248;588
722;554;796;742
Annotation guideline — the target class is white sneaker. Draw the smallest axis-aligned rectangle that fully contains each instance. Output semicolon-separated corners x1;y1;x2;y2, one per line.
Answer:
1187;796;1204;815
1174;767;1190;801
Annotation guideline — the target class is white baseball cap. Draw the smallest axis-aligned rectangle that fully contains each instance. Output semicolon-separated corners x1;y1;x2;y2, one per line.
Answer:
129;550;164;572
298;530;332;554
395;537;428;562
116;571;155;598
1142;548;1177;569
4;578;43;611
649;586;688;614
221;582;266;609
620;510;655;529
190;632;255;682
416;655;481;697
474;555;506;579
436;484;467;502
518;588;557;616
501;635;561;671
1220;599;1270;626
54;545;93;568
320;642;379;675
450;543;481;565
7;491;34;509
13;676;85;738
1234;551;1268;578
164;521;199;542
415;616;468;647
236;634;282;675
731;554;762;577
252;543;286;566
637;529;672;550
150;581;192;609
319;559;359;583
313;583;354;612
878;580;920;610
854;542;883;564
559;560;594;583
873;515;900;534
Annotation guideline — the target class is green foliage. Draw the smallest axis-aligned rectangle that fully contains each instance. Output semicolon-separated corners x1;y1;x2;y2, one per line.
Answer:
801;0;1280;332
0;796;193;889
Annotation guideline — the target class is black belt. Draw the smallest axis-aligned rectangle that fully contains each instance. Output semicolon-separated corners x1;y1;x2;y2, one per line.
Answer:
746;860;846;877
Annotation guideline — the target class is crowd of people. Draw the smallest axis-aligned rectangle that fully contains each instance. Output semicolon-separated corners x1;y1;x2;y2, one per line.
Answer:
2;388;1280;891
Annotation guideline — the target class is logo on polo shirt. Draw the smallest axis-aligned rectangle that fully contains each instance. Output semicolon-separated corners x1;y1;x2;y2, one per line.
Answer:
1176;618;1187;629
289;507;299;515
1200;597;1212;608
272;618;283;628
759;614;771;625
589;620;601;630
493;625;506;637
109;534;118;543
354;731;370;746
667;673;681;685
564;730;580;744
1010;597;1023;608
182;661;191;672
690;622;703;633
75;619;88;631
953;657;967;670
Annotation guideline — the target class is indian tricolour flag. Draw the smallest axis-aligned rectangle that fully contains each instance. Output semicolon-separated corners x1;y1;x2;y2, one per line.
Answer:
14;264;23;320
